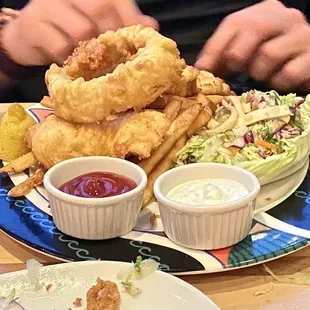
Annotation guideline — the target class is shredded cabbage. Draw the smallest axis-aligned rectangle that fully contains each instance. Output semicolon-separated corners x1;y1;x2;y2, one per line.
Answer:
176;92;310;185
117;256;159;281
0;289;18;309
121;275;142;298
117;256;159;298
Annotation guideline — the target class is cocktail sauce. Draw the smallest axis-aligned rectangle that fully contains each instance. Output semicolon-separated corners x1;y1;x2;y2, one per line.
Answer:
59;171;137;198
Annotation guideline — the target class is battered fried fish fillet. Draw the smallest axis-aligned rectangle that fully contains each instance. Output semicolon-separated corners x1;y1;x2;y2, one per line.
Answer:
86;278;120;310
25;110;171;169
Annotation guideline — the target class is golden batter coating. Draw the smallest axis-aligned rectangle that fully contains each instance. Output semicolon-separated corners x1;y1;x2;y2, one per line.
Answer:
46;25;185;123
25;110;172;169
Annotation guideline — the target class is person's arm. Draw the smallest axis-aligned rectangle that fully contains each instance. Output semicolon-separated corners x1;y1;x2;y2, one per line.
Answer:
0;0;158;94
0;6;39;95
196;0;310;91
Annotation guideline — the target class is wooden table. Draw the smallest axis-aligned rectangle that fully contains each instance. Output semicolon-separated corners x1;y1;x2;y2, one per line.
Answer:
1;103;310;310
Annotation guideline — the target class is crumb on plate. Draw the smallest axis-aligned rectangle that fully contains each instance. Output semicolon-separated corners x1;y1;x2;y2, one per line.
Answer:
46;284;52;292
150;213;161;227
150;213;156;226
265;197;272;201
73;297;82;307
87;278;120;310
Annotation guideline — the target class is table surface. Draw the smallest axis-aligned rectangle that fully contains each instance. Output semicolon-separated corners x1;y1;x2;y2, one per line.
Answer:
1;103;310;310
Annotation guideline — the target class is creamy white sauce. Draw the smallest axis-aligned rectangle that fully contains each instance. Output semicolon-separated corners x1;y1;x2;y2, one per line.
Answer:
166;178;249;206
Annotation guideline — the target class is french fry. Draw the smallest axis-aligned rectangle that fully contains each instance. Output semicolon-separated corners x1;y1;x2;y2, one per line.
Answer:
163;97;182;121
8;168;46;197
187;109;212;136
187;94;215;135
40;96;54;109
0;152;38;174
206;95;225;106
197;94;217;112
142;134;187;207
180;98;197;110
139;102;203;175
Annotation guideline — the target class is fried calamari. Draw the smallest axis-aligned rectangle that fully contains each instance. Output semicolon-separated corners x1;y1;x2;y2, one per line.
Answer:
46;25;185;123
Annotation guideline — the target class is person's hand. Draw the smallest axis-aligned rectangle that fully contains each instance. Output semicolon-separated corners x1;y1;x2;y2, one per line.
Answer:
195;0;310;90
1;0;158;66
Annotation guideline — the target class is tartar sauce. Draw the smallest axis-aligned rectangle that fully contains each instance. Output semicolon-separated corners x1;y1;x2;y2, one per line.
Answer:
166;178;249;206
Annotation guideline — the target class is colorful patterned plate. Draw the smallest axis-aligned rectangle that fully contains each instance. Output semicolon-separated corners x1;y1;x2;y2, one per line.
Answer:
0;104;310;275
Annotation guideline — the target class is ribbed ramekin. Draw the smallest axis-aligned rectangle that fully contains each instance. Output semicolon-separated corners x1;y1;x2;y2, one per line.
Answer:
44;156;147;240
154;163;260;250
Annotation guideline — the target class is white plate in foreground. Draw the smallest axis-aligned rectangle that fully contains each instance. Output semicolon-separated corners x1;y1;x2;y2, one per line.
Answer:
0;261;220;310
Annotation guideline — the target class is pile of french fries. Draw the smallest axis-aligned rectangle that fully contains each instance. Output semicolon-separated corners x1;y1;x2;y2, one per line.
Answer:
139;93;224;207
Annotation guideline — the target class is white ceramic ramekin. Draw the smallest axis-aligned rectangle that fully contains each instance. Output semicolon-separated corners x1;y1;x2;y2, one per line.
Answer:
154;163;260;250
44;156;147;240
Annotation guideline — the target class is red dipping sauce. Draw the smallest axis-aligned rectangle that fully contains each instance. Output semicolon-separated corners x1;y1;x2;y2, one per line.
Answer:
58;171;137;198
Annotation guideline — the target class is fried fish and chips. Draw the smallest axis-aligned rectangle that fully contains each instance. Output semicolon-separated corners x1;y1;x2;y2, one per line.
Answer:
0;25;237;199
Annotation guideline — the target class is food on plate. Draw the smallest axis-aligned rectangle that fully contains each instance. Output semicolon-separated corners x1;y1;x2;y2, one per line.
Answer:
87;279;120;310
165;66;234;97
197;70;233;96
46;25;186;123
165;65;200;97
0;152;37;174
143;134;187;206
0;257;159;310
166;178;249;206
0;104;36;161
177;91;310;184
73;297;82;307
25;110;172;169
117;256;159;281
138;100;204;175
40;96;53;109
0;25;234;200
0;289;23;310
206;95;227;106
26;258;43;291
8;168;45;197
59;171;137;198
